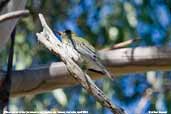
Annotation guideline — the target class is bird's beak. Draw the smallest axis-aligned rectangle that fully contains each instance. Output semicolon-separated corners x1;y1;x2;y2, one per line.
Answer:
57;31;62;36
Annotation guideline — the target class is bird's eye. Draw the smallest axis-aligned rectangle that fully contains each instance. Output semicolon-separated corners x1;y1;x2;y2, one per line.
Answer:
93;55;97;58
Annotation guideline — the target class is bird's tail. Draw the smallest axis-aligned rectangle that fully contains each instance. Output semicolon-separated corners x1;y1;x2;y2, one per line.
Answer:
95;61;114;80
102;68;114;80
87;59;114;80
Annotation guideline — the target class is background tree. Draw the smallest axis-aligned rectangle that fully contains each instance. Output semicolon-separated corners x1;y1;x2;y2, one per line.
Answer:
0;0;171;114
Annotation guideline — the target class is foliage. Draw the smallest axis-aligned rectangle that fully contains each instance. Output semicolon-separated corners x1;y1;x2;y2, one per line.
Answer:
0;0;171;114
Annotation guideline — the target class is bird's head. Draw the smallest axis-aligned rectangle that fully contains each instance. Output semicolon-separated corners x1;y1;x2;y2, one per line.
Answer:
57;29;72;36
57;29;75;42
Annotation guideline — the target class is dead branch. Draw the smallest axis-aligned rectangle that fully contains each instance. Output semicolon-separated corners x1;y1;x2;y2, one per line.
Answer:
102;38;140;51
0;10;29;22
0;0;27;51
36;14;125;114
0;46;171;97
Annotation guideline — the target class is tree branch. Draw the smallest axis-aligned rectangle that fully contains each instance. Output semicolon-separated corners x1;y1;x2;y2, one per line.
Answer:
36;14;125;113
0;10;29;22
0;0;27;51
0;46;171;97
102;38;140;50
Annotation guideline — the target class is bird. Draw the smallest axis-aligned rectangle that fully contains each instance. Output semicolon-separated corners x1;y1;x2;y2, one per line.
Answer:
57;29;113;80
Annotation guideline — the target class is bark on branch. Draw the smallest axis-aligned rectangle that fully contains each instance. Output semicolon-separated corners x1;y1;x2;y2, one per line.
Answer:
0;46;171;97
0;0;27;51
36;14;125;113
0;10;29;22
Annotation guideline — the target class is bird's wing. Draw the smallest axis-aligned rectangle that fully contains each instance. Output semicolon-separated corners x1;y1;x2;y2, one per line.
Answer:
69;36;113;79
73;37;97;61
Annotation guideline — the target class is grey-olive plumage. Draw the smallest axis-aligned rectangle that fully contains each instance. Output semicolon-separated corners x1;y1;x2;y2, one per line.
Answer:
58;30;113;79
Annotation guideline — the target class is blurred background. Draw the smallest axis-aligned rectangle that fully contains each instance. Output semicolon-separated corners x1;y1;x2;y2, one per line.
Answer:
0;0;171;114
